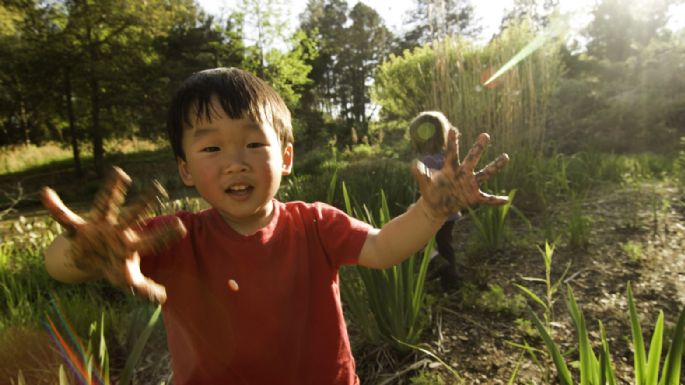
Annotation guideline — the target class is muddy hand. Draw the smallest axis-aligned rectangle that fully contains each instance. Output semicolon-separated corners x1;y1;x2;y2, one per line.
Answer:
41;166;186;303
412;130;510;220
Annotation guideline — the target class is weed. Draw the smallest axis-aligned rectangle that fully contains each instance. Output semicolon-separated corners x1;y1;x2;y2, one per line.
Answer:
467;190;523;252
410;370;445;385
622;241;643;262
516;241;570;333
567;194;592;249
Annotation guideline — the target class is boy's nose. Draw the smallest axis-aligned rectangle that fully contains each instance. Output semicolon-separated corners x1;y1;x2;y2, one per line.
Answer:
222;156;249;174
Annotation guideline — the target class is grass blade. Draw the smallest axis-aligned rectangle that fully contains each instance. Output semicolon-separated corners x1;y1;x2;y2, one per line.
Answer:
529;309;573;385
661;306;685;385
119;305;162;385
628;283;647;385
645;311;664;385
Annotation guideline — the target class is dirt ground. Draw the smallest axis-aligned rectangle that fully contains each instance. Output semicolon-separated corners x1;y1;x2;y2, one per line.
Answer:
354;181;685;384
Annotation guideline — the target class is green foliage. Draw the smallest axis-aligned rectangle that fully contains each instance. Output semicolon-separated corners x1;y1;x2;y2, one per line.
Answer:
410;370;446;385
516;242;570;334
568;195;592;250
551;0;685;153
676;137;685;188
374;21;563;157
467;190;521;252
45;295;163;385
531;284;685;385
622;241;643;263
458;282;526;316
339;183;433;349
480;284;527;315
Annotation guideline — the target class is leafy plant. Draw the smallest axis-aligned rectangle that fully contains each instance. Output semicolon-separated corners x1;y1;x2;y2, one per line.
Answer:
623;241;643;262
44;294;163;385
517;242;570;333
531;284;685;385
339;182;433;349
467;190;523;252
568;195;592;249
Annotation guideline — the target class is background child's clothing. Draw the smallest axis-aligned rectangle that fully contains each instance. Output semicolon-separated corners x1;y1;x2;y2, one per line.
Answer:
422;153;461;288
140;200;371;385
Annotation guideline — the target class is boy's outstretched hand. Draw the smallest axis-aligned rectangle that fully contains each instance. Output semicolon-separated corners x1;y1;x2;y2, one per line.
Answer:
412;130;510;220
41;167;186;303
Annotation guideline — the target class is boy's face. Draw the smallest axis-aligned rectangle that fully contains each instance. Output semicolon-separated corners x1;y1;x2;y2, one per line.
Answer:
177;98;293;232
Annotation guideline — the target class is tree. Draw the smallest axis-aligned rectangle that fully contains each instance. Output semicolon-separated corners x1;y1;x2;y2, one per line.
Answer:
238;0;315;111
500;0;560;32
398;0;480;52
546;0;685;153
337;3;391;140
299;0;348;115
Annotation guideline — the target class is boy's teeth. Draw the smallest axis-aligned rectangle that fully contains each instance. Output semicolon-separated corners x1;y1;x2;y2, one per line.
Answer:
229;185;248;191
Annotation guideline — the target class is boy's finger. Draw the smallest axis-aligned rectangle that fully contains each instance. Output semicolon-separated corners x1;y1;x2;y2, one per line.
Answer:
91;166;131;223
444;129;460;171
410;159;432;195
41;187;86;235
134;217;187;255
119;181;168;227
477;191;509;206
475;153;510;185
125;254;167;303
461;133;490;173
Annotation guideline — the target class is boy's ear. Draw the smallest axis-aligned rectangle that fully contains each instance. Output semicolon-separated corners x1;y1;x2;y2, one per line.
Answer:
177;158;195;186
281;143;294;176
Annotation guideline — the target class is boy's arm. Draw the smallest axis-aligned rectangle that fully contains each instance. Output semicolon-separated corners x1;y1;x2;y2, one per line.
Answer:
41;167;186;303
358;131;509;269
45;234;100;283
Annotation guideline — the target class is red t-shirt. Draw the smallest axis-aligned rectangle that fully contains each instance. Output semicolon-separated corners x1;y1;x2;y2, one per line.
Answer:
140;200;372;385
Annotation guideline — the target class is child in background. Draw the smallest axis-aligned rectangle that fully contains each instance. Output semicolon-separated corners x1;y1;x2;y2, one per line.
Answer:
42;67;510;385
409;111;461;289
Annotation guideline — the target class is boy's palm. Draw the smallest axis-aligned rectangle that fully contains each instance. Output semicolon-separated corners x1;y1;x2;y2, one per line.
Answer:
41;167;186;303
412;130;510;219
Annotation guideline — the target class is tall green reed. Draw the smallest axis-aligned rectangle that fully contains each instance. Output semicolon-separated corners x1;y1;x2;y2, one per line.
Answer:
44;293;164;385
339;182;433;349
467;190;525;252
531;284;685;385
568;193;592;249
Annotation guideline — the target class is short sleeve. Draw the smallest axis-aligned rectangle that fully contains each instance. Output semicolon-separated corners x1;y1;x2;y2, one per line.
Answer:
310;202;373;267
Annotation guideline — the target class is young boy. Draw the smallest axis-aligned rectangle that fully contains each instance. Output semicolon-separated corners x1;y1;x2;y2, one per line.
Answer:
42;67;510;385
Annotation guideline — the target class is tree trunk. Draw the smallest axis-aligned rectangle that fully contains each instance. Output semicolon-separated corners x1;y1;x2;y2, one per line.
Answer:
64;67;83;178
85;8;104;178
90;73;103;177
18;98;30;145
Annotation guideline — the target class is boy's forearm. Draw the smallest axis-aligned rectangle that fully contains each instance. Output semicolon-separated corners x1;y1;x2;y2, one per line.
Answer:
359;198;445;269
44;235;100;283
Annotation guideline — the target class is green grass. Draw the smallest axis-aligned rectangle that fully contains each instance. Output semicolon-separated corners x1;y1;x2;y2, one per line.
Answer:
0;138;167;175
531;285;685;385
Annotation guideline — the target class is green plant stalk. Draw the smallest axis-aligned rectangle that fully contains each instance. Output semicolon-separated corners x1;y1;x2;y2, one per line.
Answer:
340;182;433;348
119;304;163;385
531;284;685;385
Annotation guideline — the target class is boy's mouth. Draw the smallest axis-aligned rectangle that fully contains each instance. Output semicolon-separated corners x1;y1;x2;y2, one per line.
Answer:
225;184;254;197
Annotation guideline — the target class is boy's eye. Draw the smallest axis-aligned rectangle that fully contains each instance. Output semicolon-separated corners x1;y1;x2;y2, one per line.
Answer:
201;146;220;152
247;143;266;149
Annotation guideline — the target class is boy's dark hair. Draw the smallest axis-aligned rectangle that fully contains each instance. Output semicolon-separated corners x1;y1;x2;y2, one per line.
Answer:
409;111;458;155
167;67;293;160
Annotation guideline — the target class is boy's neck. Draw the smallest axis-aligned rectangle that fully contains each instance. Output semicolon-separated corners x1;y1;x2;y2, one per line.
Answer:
217;200;276;236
